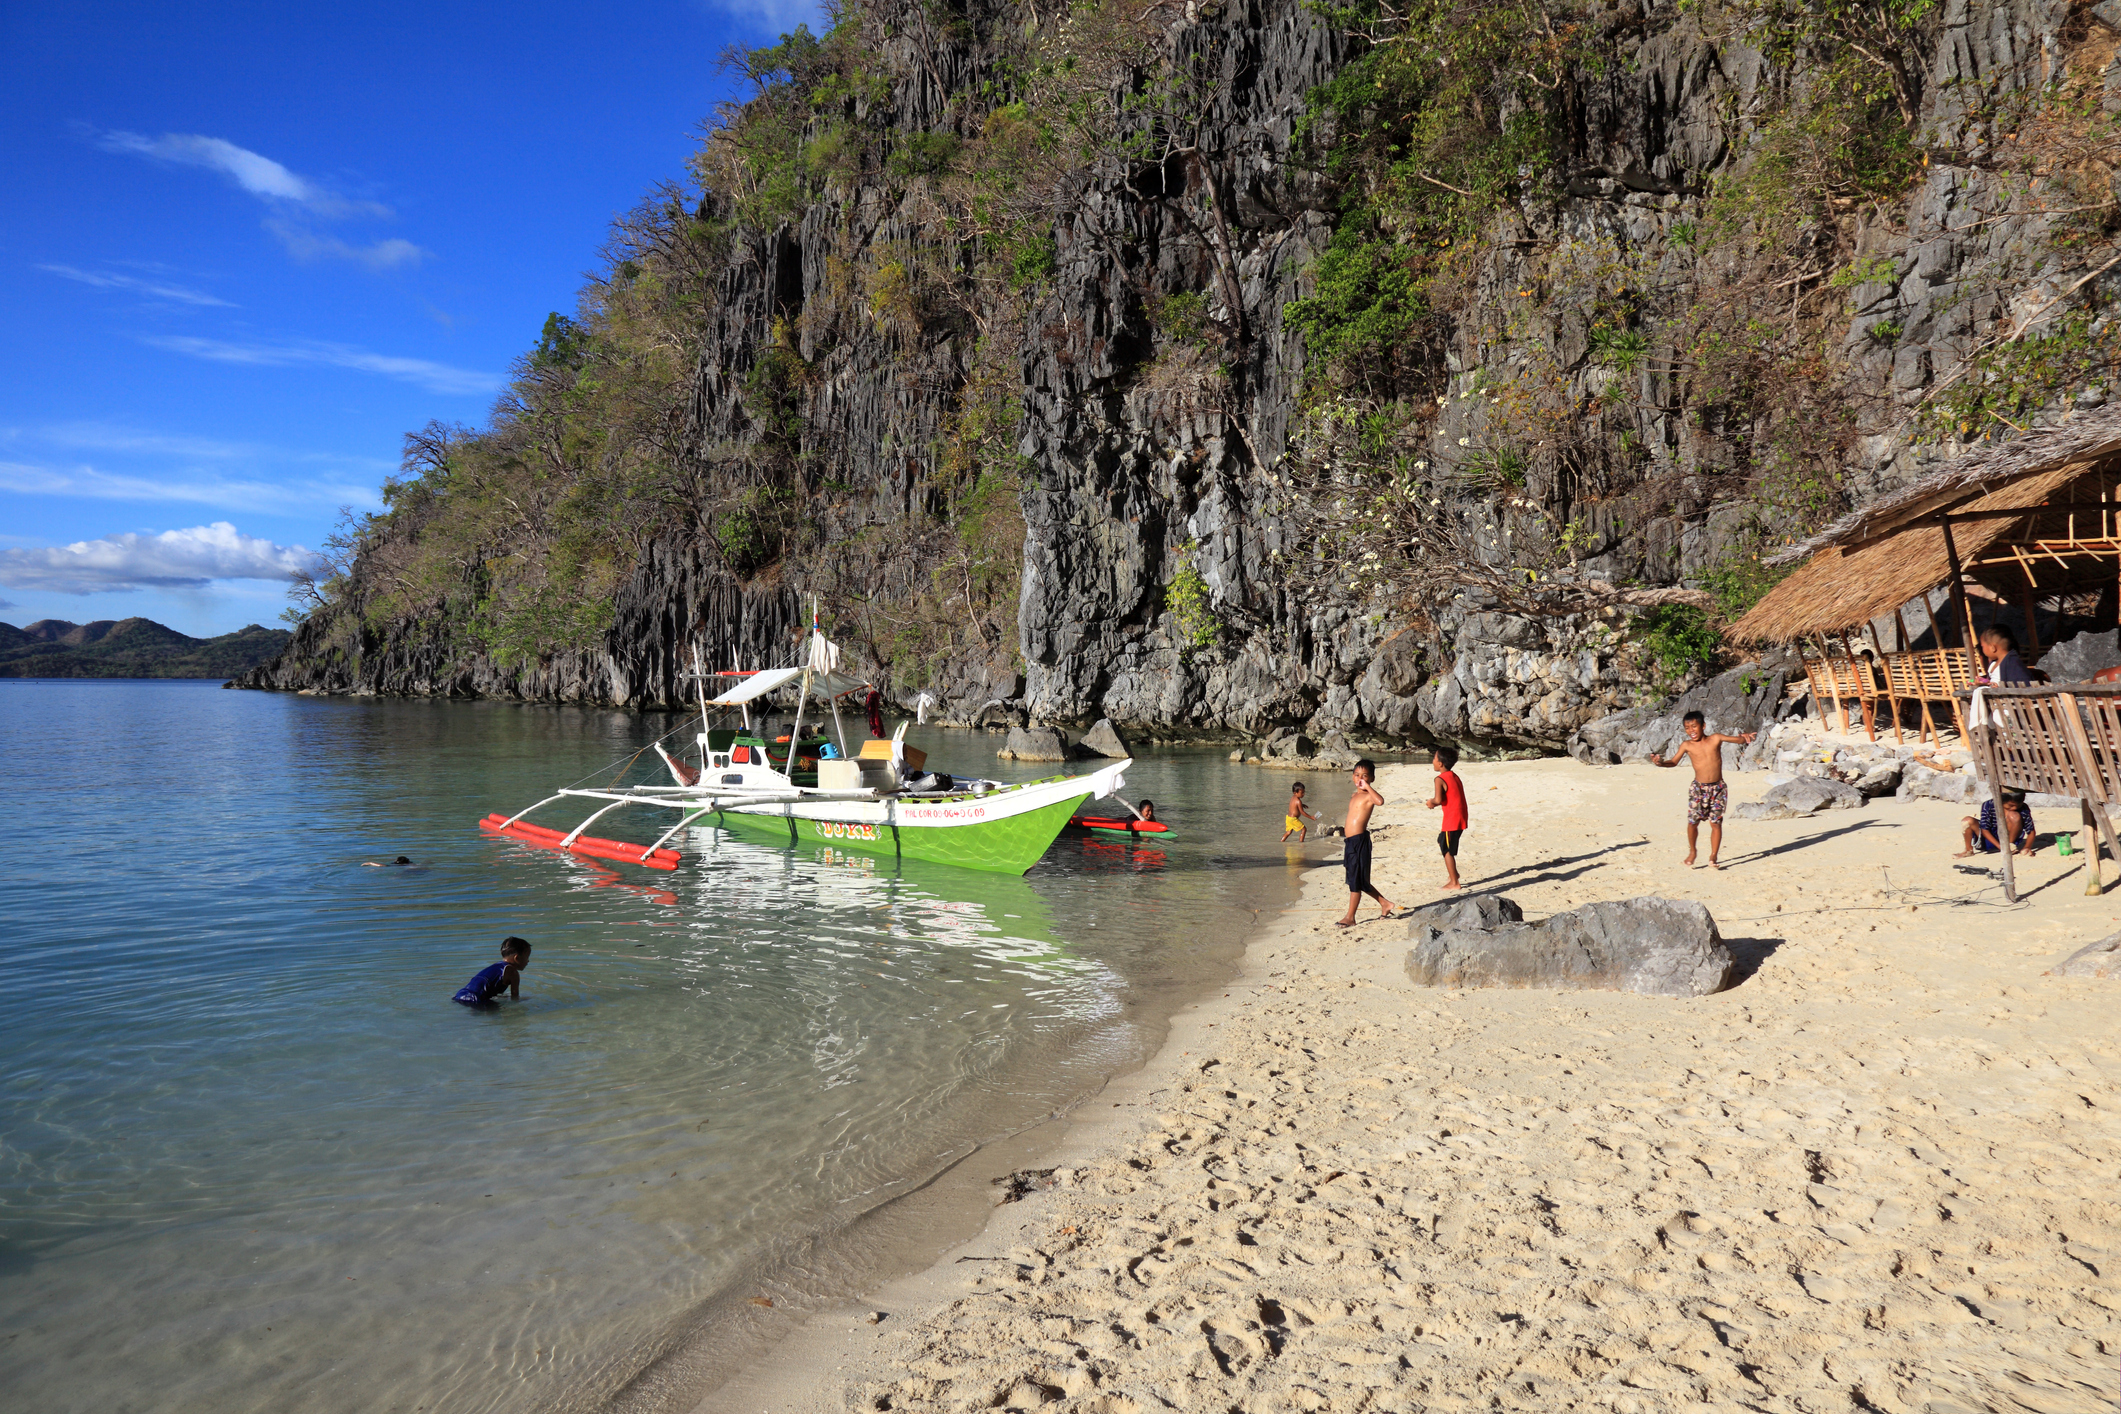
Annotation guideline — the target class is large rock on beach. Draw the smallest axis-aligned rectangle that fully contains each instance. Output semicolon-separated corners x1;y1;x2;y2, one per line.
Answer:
997;725;1069;761
1077;718;1131;759
1405;896;1736;998
1568;662;1788;767
1732;776;1865;821
1895;763;1983;805
2047;933;2121;979
1403;893;1525;933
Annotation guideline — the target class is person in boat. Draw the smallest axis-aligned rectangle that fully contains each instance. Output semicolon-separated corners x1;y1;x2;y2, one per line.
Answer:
454;938;531;1007
1281;783;1320;842
1334;761;1396;928
363;856;413;867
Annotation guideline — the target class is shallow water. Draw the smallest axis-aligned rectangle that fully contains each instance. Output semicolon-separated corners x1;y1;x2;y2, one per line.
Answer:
0;682;1313;1413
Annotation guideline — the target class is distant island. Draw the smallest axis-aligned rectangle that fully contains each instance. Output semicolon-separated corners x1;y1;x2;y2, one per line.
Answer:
0;618;291;679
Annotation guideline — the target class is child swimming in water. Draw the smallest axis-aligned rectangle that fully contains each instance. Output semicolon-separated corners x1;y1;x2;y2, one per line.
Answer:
453;937;531;1006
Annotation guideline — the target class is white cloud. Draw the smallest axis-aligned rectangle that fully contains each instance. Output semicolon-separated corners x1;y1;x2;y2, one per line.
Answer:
0;523;318;593
93;128;422;271
706;0;828;28
141;335;501;396
0;458;378;513
36;263;234;307
96;129;391;218
264;222;428;270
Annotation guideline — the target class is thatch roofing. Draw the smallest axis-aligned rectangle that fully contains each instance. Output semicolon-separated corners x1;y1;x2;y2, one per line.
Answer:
1727;462;2090;643
1765;405;2121;567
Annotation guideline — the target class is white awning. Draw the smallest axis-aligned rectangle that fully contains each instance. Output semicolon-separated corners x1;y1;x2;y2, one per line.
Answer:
705;665;866;706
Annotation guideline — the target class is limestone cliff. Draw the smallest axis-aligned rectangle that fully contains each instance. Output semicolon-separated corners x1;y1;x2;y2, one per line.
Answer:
244;0;2121;751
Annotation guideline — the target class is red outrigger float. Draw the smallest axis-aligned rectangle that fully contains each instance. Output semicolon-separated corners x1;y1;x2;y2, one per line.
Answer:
1067;814;1170;836
479;814;683;870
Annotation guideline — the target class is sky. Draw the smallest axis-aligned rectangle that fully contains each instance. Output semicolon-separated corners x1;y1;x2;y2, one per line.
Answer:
0;0;821;637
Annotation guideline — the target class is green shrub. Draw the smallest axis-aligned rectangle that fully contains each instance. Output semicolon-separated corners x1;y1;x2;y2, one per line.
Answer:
1165;556;1220;654
1634;603;1722;689
887;131;961;179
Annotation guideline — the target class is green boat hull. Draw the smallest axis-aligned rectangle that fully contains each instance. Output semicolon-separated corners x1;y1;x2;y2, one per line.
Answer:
706;788;1092;874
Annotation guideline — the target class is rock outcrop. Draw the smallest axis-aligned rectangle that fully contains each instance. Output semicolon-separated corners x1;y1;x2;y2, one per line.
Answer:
240;0;2121;756
997;726;1069;761
1077;719;1131;759
2047;933;2121;979
1404;896;1736;997
1731;776;1868;821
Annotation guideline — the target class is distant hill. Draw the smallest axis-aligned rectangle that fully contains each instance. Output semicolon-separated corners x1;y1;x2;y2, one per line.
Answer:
0;618;291;679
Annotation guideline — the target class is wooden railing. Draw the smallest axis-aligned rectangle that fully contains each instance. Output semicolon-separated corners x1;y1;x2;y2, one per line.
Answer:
1963;683;2121;902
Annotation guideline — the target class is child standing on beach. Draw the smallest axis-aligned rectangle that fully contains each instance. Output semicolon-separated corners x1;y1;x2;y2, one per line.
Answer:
1653;711;1756;869
1423;746;1468;890
1281;782;1321;841
453;937;531;1006
1334;761;1397;928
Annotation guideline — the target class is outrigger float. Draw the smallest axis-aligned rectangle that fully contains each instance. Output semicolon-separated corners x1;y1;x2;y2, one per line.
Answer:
480;622;1133;876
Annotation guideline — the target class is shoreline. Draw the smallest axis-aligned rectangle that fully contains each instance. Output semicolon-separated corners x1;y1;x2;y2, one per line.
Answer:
701;757;2120;1413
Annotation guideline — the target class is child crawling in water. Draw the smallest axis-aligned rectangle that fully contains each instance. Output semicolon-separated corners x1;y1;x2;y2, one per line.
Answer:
454;937;531;1006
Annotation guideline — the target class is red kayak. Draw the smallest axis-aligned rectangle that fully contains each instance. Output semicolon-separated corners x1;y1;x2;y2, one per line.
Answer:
1068;814;1171;836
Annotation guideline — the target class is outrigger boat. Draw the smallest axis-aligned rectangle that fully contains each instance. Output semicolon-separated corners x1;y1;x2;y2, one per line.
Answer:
480;621;1132;876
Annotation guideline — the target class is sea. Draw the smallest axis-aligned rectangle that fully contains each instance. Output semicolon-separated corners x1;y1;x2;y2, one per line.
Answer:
0;679;1314;1413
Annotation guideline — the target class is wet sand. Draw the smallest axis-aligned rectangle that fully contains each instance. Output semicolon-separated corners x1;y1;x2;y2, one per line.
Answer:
709;756;2121;1413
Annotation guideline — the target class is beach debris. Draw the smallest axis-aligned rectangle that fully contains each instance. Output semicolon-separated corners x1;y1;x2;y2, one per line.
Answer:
749;1296;774;1308
864;1310;886;1324
1731;776;1865;822
2047;933;2121;979
1077;718;1131;759
996;725;1068;761
1405;896;1736;997
991;1167;1060;1203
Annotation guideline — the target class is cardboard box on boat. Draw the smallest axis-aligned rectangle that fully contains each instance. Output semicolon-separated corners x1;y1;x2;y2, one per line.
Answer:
818;759;897;793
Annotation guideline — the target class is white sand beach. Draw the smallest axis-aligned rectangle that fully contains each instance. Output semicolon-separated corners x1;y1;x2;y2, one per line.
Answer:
715;756;2120;1414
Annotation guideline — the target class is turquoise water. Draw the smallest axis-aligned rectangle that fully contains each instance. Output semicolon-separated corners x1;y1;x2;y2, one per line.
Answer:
0;681;1307;1413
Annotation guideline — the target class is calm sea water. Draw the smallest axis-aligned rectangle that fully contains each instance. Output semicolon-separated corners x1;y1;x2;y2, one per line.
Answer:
0;681;1310;1413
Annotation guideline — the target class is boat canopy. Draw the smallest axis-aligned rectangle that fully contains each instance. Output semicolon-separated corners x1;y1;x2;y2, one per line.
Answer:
705;664;866;706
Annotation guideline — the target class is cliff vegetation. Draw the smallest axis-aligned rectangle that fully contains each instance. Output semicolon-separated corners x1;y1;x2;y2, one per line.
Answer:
252;0;2121;750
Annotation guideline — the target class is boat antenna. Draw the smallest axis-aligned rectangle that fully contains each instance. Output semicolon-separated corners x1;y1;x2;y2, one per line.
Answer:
691;640;710;760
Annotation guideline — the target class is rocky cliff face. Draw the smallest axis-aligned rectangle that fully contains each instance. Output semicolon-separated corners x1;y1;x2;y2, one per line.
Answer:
246;0;2121;752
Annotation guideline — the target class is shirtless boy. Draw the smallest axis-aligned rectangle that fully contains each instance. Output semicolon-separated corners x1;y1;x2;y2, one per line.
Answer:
1335;760;1397;927
1281;782;1321;842
1652;711;1756;869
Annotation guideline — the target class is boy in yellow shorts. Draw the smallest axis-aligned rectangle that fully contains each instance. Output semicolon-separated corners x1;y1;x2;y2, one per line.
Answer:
1281;782;1321;842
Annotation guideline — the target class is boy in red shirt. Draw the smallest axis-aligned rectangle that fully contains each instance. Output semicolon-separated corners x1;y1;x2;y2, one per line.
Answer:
1424;746;1468;890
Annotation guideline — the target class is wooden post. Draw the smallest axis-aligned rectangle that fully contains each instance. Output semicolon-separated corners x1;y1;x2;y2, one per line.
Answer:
1941;516;1980;663
2082;798;2103;895
2018;560;2042;659
1964;704;2018;903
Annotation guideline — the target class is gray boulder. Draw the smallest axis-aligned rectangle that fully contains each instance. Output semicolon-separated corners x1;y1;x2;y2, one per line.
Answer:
1078;718;1131;759
1405;896;1735;998
1895;764;1983;805
2036;628;2121;685
1733;776;1865;821
2047;933;2121;979
1854;762;1904;798
1566;662;1787;767
1403;893;1524;934
998;725;1068;761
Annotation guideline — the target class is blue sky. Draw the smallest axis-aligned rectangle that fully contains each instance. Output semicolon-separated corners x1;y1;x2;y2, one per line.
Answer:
0;0;820;636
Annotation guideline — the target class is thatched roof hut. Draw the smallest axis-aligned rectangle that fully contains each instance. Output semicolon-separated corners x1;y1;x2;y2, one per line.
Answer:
1729;407;2121;646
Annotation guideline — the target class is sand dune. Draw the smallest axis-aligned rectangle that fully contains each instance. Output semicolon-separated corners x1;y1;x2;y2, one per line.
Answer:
725;758;2121;1414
